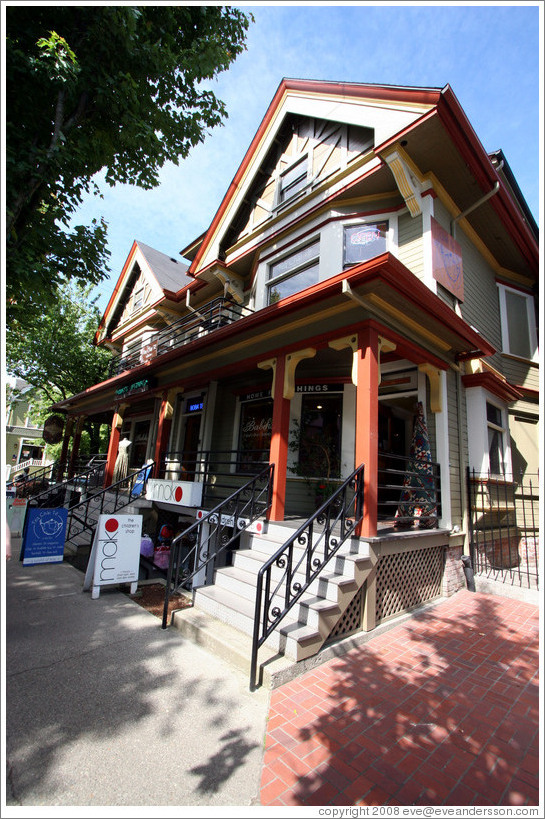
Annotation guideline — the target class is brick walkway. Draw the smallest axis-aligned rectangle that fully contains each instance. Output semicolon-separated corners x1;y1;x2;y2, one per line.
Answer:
260;590;540;806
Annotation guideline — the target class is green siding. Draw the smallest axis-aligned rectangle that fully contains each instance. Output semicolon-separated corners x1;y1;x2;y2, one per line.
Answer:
397;212;424;280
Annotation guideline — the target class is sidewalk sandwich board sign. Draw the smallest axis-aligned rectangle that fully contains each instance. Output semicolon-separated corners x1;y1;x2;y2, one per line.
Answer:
21;507;68;565
83;514;142;599
7;497;28;536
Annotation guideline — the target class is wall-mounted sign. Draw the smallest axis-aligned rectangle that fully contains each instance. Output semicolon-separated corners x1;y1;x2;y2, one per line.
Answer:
115;376;157;398
21;507;68;565
295;383;341;394
185;398;204;414
43;414;65;444
146;479;203;508
83;514;142;599
431;216;464;302
240;389;271;402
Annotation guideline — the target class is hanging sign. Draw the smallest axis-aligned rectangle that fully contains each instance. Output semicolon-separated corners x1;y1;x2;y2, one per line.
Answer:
431;216;464;301
83;514;142;599
21;507;68;565
43;414;65;444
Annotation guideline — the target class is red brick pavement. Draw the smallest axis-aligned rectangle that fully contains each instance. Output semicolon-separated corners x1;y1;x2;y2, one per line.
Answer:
260;590;540;807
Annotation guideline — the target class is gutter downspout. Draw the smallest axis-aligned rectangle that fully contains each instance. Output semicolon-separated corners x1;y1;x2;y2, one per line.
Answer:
450;161;503;240
186;289;206;320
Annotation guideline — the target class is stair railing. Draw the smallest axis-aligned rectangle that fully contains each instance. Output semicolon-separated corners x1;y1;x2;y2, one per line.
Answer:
250;463;365;690
65;462;154;554
28;461;107;508
161;463;274;629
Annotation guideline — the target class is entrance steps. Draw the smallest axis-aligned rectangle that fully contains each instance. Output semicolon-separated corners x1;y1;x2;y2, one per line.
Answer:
173;520;378;669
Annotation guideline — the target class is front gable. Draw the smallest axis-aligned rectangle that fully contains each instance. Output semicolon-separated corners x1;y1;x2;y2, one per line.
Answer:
189;79;440;276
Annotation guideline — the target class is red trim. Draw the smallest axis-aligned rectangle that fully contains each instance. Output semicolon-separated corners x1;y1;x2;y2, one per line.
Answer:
355;327;379;537
495;278;535;295
422;188;437;199
267;354;290;521
95;241;139;344
153;394;173;477
461;371;523;403
104;409;122;487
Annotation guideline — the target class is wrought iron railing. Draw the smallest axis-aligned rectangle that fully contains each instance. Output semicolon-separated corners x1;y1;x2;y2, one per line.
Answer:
249;463;365;690
161;463;274;629
378;450;441;527
28;460;107;509
467;468;539;589
65;462;154;556
108;297;251;377
10;461;59;498
159;449;270;508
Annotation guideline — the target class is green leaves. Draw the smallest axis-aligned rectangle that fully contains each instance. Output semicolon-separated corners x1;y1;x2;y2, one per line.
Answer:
6;5;252;336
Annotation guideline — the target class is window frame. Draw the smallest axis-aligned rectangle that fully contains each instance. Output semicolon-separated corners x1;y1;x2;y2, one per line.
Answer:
277;154;309;205
267;238;320;305
497;283;538;362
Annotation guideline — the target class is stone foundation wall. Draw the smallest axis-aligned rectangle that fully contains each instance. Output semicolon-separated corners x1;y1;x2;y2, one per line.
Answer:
443;544;466;596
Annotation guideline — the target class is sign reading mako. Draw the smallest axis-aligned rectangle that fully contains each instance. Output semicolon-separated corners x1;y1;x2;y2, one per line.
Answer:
84;514;142;599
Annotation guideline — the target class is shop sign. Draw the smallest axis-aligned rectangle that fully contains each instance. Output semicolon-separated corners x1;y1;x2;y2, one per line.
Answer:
7;497;28;536
196;509;250;529
84;514;142;599
240;389;271;402
431;216;464;301
115;376;157;398
295;383;339;393
21;507;68;565
43;414;65;444
146;478;203;508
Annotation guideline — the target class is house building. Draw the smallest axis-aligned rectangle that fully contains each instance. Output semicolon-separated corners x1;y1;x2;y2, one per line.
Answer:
53;80;539;660
5;377;46;478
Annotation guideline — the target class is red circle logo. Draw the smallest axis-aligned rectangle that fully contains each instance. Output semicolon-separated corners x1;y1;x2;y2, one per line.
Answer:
105;518;119;533
175;486;183;502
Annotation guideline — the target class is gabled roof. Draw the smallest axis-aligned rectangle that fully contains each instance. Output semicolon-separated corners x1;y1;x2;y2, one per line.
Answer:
95;241;191;345
182;77;538;284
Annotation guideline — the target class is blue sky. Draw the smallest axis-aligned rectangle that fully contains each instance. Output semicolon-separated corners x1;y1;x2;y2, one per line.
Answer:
70;1;542;311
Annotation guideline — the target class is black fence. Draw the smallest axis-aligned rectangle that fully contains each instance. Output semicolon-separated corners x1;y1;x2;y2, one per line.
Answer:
467;468;539;590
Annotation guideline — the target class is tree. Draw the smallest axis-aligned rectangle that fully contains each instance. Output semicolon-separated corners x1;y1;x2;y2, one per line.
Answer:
6;281;112;403
6;5;252;326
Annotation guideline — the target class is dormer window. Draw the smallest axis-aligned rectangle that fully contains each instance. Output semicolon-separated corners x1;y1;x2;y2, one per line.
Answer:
133;284;145;312
278;155;308;204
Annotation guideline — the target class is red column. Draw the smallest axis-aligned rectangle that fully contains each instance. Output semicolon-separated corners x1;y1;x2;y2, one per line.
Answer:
104;405;126;487
355;326;379;537
267;355;291;521
68;416;85;478
57;417;74;481
153;392;173;478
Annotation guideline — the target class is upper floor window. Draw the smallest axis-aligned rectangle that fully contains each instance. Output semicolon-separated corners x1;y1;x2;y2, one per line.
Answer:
278;155;308;204
268;239;320;305
344;221;388;266
498;284;538;361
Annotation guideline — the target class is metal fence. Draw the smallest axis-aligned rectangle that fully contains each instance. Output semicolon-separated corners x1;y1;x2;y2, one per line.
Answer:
467;468;539;590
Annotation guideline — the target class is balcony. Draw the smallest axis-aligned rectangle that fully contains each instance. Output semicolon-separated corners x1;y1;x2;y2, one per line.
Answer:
107;297;251;378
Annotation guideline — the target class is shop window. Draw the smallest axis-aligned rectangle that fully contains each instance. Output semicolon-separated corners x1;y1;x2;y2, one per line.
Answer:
278;155;308;204
498;284;538;361
295;394;342;479
268;239;320;305
344;221;388;267
238;397;273;472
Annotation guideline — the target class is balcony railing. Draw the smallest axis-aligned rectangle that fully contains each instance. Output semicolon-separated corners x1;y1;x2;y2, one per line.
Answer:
108;297;251;378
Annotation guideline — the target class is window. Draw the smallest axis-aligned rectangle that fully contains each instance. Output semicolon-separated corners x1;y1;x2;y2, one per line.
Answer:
344;221;388;266
238;397;273;471
487;401;506;476
498;284;538;361
296;394;342;479
278;156;308;203
268;239;320;305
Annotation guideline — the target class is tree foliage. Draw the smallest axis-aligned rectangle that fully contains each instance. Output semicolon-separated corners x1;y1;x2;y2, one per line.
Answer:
6;281;113;403
6;5;252;325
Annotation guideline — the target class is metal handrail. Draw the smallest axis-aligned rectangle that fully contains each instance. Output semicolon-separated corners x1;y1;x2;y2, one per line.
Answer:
161;463;274;629
65;462;154;553
28;461;106;508
250;463;365;690
108;297;251;377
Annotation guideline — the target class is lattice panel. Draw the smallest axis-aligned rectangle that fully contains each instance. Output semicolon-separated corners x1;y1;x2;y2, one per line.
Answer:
328;585;365;641
375;546;443;623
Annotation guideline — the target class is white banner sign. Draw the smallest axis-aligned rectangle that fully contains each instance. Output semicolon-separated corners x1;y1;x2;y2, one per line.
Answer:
84;514;142;599
146;478;203;507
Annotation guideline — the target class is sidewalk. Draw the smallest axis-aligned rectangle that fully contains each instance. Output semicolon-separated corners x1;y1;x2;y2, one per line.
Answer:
3;551;270;809
3;549;541;811
260;590;541;807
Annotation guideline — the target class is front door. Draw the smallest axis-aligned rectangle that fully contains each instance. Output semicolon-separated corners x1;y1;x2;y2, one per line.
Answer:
181;413;202;481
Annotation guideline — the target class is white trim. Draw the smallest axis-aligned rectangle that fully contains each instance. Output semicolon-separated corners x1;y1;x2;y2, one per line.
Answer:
433;371;452;529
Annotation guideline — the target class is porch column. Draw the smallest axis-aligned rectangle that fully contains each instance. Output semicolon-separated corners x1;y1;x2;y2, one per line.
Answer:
153;389;179;477
355;326;380;537
57;416;74;481
104;403;128;487
266;355;290;521
67;415;86;478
